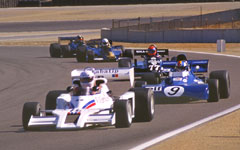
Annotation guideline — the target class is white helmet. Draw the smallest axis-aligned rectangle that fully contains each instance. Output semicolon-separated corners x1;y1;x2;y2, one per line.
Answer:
80;70;95;89
102;38;109;46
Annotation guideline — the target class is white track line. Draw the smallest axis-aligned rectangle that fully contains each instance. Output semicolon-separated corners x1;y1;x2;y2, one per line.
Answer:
130;104;240;150
129;50;240;150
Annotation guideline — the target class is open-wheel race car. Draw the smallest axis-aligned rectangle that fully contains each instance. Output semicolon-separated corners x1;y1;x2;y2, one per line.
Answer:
135;54;230;103
49;36;87;58
118;47;169;83
22;67;154;130
75;39;133;62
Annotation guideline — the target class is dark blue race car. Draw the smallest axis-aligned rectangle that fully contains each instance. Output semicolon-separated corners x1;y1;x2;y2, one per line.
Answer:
135;56;230;103
75;39;133;62
118;49;169;82
49;36;85;58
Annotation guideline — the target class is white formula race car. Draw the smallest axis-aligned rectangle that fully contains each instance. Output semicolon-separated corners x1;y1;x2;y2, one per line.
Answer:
22;67;154;130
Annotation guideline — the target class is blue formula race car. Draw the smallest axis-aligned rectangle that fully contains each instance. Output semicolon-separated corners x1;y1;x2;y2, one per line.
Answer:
49;35;86;58
75;39;133;62
118;45;169;83
135;54;230;103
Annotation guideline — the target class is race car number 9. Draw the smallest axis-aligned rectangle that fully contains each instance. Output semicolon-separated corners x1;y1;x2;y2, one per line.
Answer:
164;86;184;97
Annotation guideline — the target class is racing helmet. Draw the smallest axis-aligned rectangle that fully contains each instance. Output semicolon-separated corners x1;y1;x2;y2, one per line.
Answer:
77;35;84;43
147;45;157;56
176;60;188;71
80;70;95;89
102;38;109;46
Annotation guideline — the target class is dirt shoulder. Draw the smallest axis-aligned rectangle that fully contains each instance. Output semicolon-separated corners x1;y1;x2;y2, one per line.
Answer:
148;109;240;150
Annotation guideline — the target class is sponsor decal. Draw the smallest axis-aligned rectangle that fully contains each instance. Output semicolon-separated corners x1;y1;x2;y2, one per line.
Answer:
94;69;119;74
82;100;96;109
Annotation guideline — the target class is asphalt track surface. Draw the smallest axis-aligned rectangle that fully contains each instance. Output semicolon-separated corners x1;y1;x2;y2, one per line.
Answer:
0;20;112;32
0;16;181;32
0;46;239;150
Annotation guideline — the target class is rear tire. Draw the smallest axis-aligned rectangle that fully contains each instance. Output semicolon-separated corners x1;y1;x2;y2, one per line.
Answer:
114;100;132;128
118;58;132;68
123;49;133;59
22;102;41;131
49;43;61;58
45;90;67;112
210;70;230;99
131;88;155;122
207;79;219;102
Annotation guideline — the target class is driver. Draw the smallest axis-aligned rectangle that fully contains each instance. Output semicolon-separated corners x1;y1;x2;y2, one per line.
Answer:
78;70;103;95
176;60;189;71
146;45;160;58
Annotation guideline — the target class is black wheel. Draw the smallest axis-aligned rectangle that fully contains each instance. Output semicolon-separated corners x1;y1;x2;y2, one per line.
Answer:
45;90;67;111
22;102;41;130
114;100;132;128
176;54;187;61
76;45;87;62
171;56;177;61
87;50;95;62
207;79;219;102
131;88;155;122
134;81;147;87
141;72;160;84
123;49;133;59
210;70;230;99
61;45;71;58
49;43;61;58
118;58;132;68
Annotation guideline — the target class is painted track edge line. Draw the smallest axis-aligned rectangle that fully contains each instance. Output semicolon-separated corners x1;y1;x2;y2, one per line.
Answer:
129;104;240;150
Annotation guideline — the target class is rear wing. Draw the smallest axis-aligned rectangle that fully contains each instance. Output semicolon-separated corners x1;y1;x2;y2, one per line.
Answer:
71;67;134;87
58;36;79;44
162;59;209;73
134;49;169;57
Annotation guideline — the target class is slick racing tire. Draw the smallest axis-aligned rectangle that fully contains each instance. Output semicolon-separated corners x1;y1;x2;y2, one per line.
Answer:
22;102;41;131
61;45;71;58
141;72;160;84
131;88;155;122
118;57;132;68
49;43;61;58
114;100;132;128
134;81;147;88
207;79;220;102
123;49;133;59
87;50;95;62
45;90;67;114
76;45;87;62
210;70;230;99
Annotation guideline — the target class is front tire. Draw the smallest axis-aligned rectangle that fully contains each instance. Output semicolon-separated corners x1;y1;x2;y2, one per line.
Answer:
207;79;219;102
114;100;132;128
141;72;160;84
22;102;41;130
131;88;155;122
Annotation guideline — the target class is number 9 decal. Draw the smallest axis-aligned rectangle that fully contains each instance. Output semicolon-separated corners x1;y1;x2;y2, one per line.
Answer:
164;86;184;97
